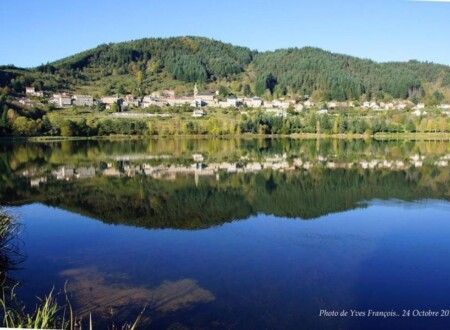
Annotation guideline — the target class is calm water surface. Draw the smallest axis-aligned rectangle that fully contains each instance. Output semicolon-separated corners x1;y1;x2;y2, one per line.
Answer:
1;138;449;329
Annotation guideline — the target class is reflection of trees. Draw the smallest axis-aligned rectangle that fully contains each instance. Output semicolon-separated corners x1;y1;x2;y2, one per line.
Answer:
1;165;448;230
2;138;450;171
0;209;23;286
251;168;449;218
1;138;449;229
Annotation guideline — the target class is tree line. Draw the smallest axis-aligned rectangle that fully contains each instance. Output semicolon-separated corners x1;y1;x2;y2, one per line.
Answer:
1;108;449;137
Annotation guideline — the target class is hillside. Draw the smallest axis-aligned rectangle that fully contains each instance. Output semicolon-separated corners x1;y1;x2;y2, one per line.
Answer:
252;48;450;101
1;36;450;102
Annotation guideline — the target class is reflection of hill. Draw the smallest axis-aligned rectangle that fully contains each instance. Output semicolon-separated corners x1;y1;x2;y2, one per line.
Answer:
1;138;449;229
250;169;449;218
1;168;448;229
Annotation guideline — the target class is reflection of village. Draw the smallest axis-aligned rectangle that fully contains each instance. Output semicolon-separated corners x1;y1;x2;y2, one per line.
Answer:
22;152;450;187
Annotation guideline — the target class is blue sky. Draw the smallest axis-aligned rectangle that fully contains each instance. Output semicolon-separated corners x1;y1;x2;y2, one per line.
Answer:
1;0;450;67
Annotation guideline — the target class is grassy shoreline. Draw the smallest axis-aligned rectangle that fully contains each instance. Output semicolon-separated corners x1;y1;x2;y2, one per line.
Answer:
0;132;448;142
373;132;450;140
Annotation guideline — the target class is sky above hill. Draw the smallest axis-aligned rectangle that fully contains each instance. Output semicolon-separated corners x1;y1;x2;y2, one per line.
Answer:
1;0;450;67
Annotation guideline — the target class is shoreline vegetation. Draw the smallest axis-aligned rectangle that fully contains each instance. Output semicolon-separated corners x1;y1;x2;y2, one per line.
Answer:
1;105;449;141
0;131;448;142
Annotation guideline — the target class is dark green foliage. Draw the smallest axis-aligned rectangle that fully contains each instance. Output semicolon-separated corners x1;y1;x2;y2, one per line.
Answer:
166;54;208;82
239;112;404;135
0;96;9;135
255;73;277;96
240;113;285;134
319;115;331;132
432;91;445;104
443;73;450;87
252;48;450;100
96;119;147;136
51;36;254;83
0;66;66;93
405;120;416;132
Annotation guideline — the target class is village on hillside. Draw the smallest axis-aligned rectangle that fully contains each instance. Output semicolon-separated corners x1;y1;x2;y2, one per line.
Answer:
19;84;450;118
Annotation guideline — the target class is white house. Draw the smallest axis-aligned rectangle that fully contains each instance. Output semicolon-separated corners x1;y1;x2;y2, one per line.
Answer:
218;101;230;108
190;99;207;108
122;94;140;108
394;103;407;110
73;95;93;107
412;110;427;117
141;95;166;108
244;97;263;108
101;96;120;109
272;99;290;109
294;103;304;112
304;100;315;108
327;101;338;109
196;93;215;102
167;97;193;107
50;93;72;108
383;103;394;110
226;96;239;107
362;101;371;109
193;84;215;104
101;96;119;104
362;101;380;110
413;103;425;110
25;86;44;97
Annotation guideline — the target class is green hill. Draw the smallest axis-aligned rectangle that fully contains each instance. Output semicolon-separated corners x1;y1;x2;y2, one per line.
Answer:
1;36;450;102
252;47;450;101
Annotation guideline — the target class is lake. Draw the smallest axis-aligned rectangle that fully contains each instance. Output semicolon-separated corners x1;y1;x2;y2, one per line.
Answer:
1;138;449;329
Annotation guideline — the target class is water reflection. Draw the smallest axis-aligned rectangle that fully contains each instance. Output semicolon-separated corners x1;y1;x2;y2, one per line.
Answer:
0;138;448;229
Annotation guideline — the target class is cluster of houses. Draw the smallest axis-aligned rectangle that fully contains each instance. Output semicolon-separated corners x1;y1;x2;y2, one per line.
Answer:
52;93;94;108
360;100;434;116
23;86;450;118
25;87;94;107
19;151;450;188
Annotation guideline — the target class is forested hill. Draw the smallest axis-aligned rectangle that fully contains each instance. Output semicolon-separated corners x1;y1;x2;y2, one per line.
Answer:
1;36;450;101
49;36;254;82
252;47;450;101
